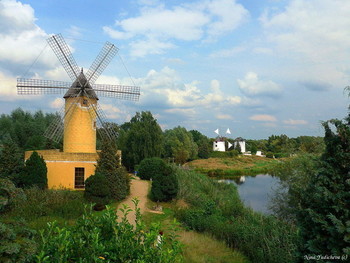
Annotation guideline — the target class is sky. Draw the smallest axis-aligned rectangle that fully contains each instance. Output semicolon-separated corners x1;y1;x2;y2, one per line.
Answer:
1;0;350;139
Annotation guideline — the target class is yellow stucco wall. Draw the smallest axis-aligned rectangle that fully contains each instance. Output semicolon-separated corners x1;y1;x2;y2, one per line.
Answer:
64;96;97;153
25;149;121;189
25;150;98;189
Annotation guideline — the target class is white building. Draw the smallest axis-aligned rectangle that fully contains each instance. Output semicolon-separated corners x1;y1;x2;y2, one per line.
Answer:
213;140;226;152
234;137;246;153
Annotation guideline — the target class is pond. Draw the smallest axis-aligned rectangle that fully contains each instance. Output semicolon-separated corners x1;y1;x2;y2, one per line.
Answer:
218;174;280;214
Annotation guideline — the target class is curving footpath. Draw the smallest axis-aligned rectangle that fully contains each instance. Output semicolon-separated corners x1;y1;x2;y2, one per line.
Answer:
116;177;149;226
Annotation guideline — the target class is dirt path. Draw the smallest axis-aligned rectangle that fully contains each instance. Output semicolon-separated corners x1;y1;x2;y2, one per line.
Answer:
117;177;149;225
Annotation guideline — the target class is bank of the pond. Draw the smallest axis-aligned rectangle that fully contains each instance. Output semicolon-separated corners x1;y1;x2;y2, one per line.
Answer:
185;156;282;177
218;174;280;214
174;167;299;263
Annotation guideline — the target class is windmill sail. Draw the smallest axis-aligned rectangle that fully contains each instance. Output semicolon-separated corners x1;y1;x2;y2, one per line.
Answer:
228;142;233;149
226;128;231;134
214;128;219;135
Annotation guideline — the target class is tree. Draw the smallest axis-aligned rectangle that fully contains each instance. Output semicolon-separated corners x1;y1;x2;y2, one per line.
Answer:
96;142;129;200
297;111;350;255
138;157;166;180
118;111;163;170
164;127;198;164
0;138;23;181
150;163;178;202
84;173;111;205
189;130;210;159
21;151;47;189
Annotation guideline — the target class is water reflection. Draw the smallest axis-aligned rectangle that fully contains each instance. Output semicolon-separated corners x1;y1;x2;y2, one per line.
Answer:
218;174;279;214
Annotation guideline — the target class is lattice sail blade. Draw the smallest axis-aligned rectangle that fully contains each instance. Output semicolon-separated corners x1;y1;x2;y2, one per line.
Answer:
92;84;140;101
44;93;82;142
47;34;80;81
86;42;118;85
84;92;118;142
17;78;72;95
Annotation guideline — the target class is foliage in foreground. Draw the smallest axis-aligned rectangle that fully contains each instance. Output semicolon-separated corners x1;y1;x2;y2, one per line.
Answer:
297;117;350;256
36;200;182;263
175;168;299;263
0;219;37;263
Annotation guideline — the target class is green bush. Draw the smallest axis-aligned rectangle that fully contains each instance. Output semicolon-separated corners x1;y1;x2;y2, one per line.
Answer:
20;151;47;189
0;219;37;263
35;201;182;262
209;150;239;158
0;178;26;213
95;142;130;201
2;187;87;223
84;173;111;205
138;157;167;180
150;164;178;202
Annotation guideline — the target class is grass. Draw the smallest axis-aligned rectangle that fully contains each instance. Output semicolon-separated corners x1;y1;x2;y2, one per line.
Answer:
174;167;299;263
143;200;250;263
185;156;282;177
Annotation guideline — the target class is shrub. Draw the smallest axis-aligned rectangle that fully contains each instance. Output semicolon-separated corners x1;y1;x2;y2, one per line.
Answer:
6;187;87;222
0;178;26;213
35;202;182;262
20;151;47;189
96;142;130;200
84;173;111;205
150;164;178;202
138;157;167;180
0;219;37;263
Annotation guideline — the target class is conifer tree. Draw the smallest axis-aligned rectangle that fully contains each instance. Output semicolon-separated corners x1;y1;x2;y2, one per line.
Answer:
21;151;47;189
0;138;23;181
95;142;130;200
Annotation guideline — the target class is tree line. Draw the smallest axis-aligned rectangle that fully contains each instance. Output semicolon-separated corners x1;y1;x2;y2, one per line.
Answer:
0;108;325;174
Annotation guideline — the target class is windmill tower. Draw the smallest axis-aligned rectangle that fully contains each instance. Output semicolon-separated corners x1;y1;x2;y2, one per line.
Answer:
18;34;140;189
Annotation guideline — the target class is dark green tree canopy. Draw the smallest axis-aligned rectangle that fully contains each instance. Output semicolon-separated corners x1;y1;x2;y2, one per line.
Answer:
297;108;350;255
21;151;48;189
118;111;163;170
163;126;198;164
95;142;129;201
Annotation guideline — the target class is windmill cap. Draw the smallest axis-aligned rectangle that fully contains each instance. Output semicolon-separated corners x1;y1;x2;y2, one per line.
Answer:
63;71;98;99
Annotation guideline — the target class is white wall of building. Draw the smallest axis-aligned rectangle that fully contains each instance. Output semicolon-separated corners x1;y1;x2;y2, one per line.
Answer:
213;141;226;152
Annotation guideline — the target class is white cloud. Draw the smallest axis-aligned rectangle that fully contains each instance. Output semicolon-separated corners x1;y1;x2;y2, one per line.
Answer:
216;114;233;120
249;114;277;122
129;38;176;57
50;98;64;109
100;103;122;119
0;71;17;99
0;0;55;74
283;119;308;125
237;72;282;97
104;0;248;56
260;0;350;62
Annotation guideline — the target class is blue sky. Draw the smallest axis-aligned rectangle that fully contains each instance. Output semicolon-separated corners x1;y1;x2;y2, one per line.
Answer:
0;0;350;139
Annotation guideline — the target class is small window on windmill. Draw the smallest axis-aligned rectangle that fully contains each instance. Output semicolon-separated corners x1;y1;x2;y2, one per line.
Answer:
74;167;85;189
93;121;96;129
82;99;88;106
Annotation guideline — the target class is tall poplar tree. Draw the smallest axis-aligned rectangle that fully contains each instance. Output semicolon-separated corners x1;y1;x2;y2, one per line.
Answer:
297;93;350;256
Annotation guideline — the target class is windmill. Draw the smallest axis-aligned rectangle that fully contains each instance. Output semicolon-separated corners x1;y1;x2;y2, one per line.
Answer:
17;34;140;153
